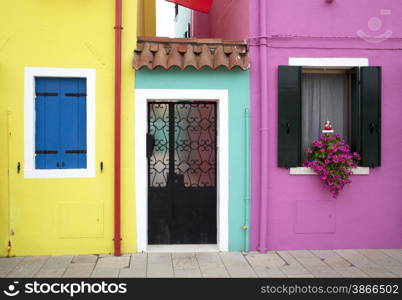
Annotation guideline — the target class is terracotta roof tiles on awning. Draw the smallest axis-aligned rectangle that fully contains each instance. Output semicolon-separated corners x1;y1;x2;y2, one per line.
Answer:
133;37;250;71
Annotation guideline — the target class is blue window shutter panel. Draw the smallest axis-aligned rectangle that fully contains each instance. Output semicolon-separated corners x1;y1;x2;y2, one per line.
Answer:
35;77;87;170
60;78;79;169
78;78;87;168
59;78;87;169
35;78;46;169
44;78;61;169
35;77;61;169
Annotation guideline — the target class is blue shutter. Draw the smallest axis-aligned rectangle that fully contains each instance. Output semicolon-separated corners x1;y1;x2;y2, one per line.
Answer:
35;77;87;170
60;78;79;169
59;78;87;169
77;78;87;168
35;77;61;169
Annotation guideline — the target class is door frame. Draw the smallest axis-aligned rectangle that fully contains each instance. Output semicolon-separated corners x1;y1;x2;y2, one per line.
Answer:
135;89;229;252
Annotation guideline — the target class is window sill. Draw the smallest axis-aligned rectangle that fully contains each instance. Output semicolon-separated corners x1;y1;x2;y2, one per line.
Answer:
289;167;370;175
24;168;95;179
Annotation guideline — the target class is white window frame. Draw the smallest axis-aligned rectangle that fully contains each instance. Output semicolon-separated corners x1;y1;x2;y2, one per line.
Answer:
24;67;96;178
288;57;370;176
135;89;229;252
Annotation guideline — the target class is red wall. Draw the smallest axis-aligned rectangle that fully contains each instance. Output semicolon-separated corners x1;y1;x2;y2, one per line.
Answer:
192;0;249;40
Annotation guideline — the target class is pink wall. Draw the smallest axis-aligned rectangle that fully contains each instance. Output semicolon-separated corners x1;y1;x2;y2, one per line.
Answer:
250;48;402;251
192;0;249;40
265;0;402;37
193;0;402;251
250;0;402;251
192;10;209;38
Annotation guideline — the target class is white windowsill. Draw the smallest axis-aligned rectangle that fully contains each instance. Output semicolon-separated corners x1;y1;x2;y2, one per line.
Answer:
289;167;370;175
24;168;95;179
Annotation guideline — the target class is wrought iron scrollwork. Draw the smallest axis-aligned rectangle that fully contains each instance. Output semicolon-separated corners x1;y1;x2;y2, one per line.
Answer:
148;102;217;188
149;103;170;187
174;103;216;187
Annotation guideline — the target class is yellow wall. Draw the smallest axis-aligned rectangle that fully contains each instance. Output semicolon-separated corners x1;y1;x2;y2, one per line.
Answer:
0;0;138;256
138;0;156;37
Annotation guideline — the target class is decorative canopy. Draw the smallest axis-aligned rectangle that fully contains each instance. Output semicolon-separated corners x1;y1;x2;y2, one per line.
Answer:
133;37;250;71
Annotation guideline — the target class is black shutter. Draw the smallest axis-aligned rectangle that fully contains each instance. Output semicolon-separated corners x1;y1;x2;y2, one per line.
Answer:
278;66;302;167
350;67;361;155
359;66;381;167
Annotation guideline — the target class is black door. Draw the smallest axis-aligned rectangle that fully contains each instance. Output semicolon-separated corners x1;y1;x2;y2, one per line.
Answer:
147;102;217;244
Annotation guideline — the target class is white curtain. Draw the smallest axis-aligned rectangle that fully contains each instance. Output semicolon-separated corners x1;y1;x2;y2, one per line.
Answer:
301;73;349;154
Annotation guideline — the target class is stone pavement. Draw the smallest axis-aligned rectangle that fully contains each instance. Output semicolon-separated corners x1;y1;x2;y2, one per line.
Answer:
1;249;402;278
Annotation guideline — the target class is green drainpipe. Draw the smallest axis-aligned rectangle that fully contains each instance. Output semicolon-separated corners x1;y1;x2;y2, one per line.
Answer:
244;108;251;252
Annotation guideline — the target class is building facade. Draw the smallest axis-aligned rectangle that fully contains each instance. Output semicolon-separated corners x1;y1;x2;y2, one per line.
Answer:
0;0;155;256
191;0;402;252
1;0;401;257
133;37;251;251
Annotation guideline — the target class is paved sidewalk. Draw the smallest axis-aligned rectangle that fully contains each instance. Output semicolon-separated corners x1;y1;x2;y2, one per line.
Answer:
1;249;402;278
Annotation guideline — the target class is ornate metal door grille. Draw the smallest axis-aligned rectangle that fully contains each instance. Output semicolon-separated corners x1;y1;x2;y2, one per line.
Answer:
147;101;217;245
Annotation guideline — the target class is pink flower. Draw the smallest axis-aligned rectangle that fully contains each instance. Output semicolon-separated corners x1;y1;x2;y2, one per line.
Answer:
303;133;360;198
313;141;323;148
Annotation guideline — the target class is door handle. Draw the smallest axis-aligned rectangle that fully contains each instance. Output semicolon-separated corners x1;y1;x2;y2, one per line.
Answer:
369;122;377;134
168;173;184;187
286;122;291;134
146;133;155;158
282;121;291;134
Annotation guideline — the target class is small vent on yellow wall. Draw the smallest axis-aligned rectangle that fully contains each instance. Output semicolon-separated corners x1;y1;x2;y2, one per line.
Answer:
59;203;104;238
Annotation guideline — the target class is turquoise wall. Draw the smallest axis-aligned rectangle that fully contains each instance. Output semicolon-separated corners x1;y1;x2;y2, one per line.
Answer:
174;6;191;38
136;68;250;251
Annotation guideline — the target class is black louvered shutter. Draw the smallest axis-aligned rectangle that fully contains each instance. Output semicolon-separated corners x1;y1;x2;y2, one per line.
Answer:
359;66;381;167
278;66;302;167
350;67;361;156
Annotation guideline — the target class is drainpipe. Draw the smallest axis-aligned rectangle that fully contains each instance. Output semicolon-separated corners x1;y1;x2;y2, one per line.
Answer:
258;0;269;253
114;0;123;256
7;108;13;257
244;108;251;252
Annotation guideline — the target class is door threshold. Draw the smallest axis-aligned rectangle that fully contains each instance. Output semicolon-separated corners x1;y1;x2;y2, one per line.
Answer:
146;244;219;253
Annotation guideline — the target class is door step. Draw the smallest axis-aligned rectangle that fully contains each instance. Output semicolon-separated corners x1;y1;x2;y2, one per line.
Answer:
146;244;219;253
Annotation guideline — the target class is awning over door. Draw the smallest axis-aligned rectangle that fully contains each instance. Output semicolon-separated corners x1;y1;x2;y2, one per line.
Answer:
133;37;250;71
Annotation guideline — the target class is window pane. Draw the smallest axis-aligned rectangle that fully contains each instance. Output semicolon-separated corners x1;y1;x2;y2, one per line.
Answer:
149;103;170;187
174;103;216;187
301;73;349;155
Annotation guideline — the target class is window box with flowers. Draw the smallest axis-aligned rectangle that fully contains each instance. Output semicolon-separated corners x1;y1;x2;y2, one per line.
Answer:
303;129;361;198
277;66;381;170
